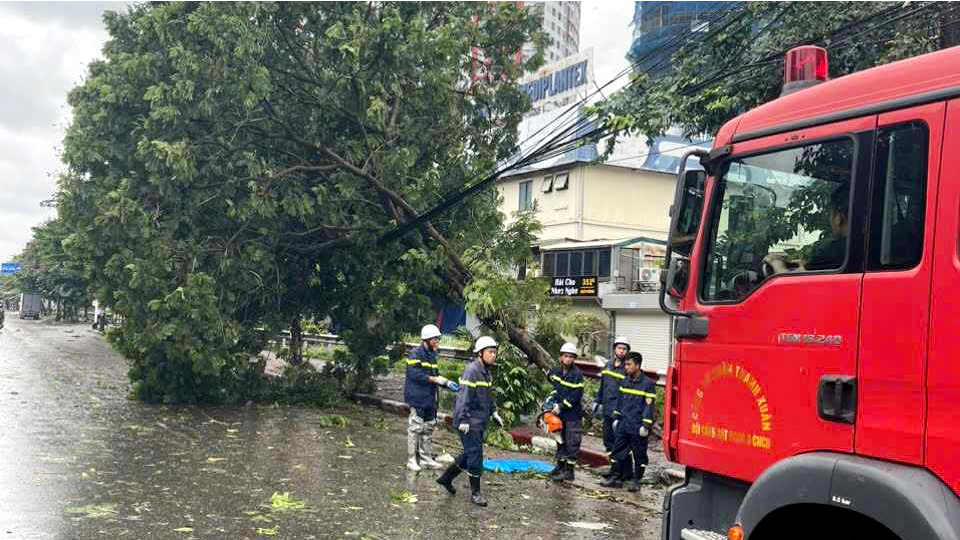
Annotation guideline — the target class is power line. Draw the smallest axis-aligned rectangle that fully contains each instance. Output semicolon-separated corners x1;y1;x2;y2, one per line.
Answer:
379;1;941;246
378;7;748;244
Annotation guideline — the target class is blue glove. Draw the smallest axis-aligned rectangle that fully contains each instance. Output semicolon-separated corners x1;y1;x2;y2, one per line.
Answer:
446;381;460;392
639;426;649;437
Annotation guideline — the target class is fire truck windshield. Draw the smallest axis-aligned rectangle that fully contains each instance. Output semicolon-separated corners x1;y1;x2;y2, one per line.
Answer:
701;138;855;302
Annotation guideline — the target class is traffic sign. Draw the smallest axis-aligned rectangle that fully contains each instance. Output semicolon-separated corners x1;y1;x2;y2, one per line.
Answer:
1;263;21;275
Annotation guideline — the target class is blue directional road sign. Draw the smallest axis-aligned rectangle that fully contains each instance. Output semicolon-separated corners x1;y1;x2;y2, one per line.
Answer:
1;263;21;275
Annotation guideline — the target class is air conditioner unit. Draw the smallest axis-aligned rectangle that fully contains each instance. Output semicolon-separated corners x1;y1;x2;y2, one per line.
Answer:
639;268;661;282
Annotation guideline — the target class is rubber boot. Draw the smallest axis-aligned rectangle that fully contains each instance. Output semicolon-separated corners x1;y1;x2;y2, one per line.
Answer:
601;460;616;479
436;464;460;495
406;424;421;472
561;461;575;481
550;460;566;481
627;465;645;492
599;461;622;488
418;425;443;469
469;475;487;507
621;455;635;481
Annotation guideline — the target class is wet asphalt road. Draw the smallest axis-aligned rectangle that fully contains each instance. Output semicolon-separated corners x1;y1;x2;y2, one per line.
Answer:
0;316;663;539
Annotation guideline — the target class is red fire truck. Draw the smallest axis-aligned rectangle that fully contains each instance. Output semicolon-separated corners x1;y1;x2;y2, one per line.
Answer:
660;45;960;540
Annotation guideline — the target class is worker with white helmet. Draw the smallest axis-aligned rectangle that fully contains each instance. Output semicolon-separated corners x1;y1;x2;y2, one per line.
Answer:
594;336;633;480
404;324;459;472
546;342;585;481
436;335;503;507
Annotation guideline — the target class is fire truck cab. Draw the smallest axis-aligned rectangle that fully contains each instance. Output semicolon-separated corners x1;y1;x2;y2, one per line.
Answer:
660;46;960;540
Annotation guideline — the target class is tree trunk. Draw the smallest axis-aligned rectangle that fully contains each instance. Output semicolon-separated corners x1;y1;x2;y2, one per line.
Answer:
289;317;303;366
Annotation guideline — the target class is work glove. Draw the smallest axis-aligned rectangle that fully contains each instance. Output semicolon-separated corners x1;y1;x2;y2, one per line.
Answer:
591;402;602;416
446;381;460;392
434;376;449;386
613;419;620;432
458;423;470;434
639;426;649;438
492;412;504;427
551;404;561;416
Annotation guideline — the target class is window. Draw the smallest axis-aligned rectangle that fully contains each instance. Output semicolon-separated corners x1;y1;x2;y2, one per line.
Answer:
519;180;533;211
598;249;611;278
554;172;569;190
543;252;555;276
543;249;602;278
584;250;596;276
556;252;569;276
569;251;583;276
541;175;554;193
868;122;928;270
701;138;856;302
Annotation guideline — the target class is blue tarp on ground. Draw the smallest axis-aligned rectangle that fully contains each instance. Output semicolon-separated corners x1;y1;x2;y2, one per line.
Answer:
483;458;554;474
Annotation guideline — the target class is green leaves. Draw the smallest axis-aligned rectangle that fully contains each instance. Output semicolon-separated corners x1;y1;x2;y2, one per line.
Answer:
595;2;944;144
55;2;545;404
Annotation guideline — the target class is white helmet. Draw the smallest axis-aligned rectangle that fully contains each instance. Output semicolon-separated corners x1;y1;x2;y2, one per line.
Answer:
474;336;498;353
560;343;578;356
420;324;442;341
613;336;631;350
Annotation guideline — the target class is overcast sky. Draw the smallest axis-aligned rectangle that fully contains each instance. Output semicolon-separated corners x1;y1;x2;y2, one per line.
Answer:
0;1;635;263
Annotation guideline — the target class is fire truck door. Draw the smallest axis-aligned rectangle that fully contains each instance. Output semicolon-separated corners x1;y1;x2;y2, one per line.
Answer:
926;99;960;493
856;103;943;465
682;116;874;481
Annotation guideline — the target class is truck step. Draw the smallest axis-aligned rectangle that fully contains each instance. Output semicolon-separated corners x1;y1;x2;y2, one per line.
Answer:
681;529;728;540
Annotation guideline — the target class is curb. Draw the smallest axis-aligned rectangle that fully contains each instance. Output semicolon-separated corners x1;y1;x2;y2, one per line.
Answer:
352;392;612;468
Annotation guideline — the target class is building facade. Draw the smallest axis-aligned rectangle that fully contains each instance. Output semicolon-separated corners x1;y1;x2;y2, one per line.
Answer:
521;1;581;64
498;162;676;242
629;1;740;78
496;152;677;375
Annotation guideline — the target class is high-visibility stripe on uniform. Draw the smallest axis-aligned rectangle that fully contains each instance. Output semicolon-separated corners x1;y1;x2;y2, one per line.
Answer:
420;362;439;369
550;375;585;389
643;418;654;424
563;399;573;408
601;369;625;380
407;359;421;365
620;386;656;398
459;379;491;387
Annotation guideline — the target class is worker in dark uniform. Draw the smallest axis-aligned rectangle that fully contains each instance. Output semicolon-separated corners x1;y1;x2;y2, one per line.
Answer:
404;324;458;472
593;336;632;479
601;351;657;492
548;342;584;482
436;336;503;507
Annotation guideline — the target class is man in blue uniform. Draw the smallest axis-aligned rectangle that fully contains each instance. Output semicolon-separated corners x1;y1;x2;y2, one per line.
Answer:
593;336;632;479
404;324;458;472
436;336;503;507
600;351;657;492
548;342;584;482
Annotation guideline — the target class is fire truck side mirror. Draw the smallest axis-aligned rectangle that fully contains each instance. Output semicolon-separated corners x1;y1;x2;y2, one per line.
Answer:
669;169;707;257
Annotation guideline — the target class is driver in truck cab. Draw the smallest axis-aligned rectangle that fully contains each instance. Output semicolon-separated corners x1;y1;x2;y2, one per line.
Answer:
764;183;849;273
